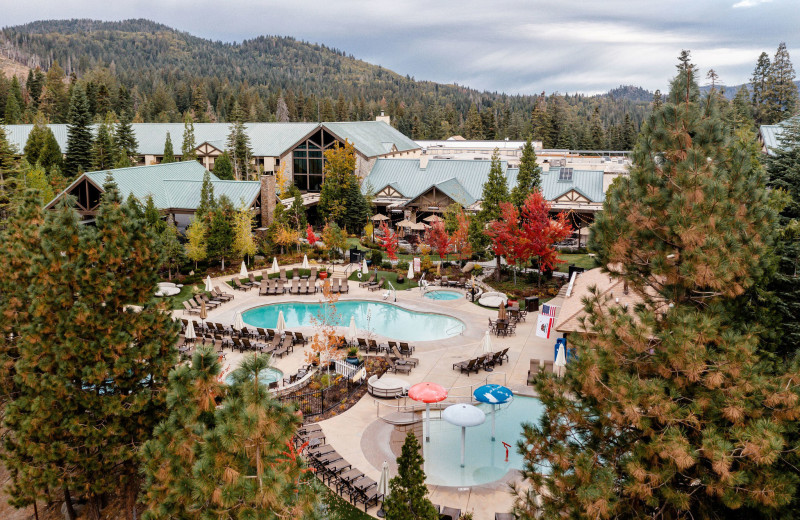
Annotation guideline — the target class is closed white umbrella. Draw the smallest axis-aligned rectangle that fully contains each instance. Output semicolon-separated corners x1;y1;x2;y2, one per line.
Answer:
407;262;414;280
376;460;390;517
276;310;286;336
481;330;493;355
233;311;245;331
240;261;248;278
185;320;196;340
346;316;358;345
362;258;369;274
302;254;309;269
272;257;279;274
204;275;213;292
555;343;567;377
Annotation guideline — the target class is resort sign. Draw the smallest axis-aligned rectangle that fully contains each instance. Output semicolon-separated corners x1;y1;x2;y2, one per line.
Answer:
413;257;421;273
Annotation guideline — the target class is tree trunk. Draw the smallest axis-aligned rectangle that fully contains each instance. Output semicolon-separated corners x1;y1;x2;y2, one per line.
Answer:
221;258;225;271
89;494;101;520
63;487;76;520
495;255;501;281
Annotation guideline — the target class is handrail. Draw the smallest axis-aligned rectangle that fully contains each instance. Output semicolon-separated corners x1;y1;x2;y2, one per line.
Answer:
384;280;397;302
445;321;465;336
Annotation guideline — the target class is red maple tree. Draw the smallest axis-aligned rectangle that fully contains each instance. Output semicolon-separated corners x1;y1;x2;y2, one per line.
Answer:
306;224;317;246
424;221;451;260
451;207;472;262
485;203;528;269
377;220;399;260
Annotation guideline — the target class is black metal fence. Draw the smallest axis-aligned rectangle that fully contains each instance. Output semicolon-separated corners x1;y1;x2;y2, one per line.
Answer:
277;373;365;417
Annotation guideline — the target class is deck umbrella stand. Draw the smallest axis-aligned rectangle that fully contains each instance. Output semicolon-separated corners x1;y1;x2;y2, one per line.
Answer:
408;382;447;442
473;384;513;441
442;403;486;467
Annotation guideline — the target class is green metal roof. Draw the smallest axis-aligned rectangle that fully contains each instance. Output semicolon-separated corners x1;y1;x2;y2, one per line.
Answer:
164;179;261;210
2;121;418;159
759;116;800;156
534;167;605;203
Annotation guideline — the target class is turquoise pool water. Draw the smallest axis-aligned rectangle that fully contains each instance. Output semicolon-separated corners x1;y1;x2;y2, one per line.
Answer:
241;300;464;342
423;396;544;487
225;367;283;386
424;290;462;301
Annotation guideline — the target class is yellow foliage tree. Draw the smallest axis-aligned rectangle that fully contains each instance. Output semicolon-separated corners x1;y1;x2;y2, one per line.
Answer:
232;205;257;264
274;163;290;198
274;225;299;254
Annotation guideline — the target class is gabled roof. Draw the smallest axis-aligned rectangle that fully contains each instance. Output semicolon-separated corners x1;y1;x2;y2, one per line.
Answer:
405;177;476;207
759;116;800;156
1;121;419;159
508;166;605;203
47;161;260;212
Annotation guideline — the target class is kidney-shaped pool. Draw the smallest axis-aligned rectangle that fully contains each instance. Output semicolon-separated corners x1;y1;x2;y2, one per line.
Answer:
241;300;465;342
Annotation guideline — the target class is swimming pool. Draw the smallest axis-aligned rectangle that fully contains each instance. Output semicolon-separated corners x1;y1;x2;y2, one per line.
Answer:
424;290;462;301
242;300;465;342
225;367;283;386
423;396;544;486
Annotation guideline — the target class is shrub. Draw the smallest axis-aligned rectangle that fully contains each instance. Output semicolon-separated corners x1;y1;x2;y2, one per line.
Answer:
472;265;484;276
381;261;393;270
370;250;383;266
397;260;410;272
442;261;451;268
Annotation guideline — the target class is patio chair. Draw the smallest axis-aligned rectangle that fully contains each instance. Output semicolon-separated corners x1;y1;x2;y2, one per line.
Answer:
232;278;249;291
268;381;279;390
231;337;244;352
274;335;294;358
498;347;509;363
242;338;269;353
259;282;269;295
335;468;364;495
194;294;219;310
304;279;314;295
544;360;554;374
368;277;385;292
213;287;234;301
310;267;318;280
182;300;201;315
456;277;466;287
339;279;349;294
357;338;369;352
527;359;541;385
214;322;232;336
495;321;508;336
440;276;449;286
248;273;261;287
359;272;376;288
330;278;340;294
353;479;381;512
293;267;300;280
269;279;281;295
399;342;415;355
452;357;476;373
440;507;461;520
279;268;288;282
392;346;418;366
267;329;276;340
387;340;398;352
293;331;308;346
288;279;299;294
367;339;382;353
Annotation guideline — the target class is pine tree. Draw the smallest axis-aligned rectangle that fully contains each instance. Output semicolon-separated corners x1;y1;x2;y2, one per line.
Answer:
652;89;663;110
0;126;20;219
531;94;553;147
464;104;483;139
343;174;370;233
226;102;253;180
473;149;509;272
207;203;233;269
24;112;63;171
621;113;636;149
764;42;799;124
196;171;216;221
39;61;69;123
64;85;94;178
115;87;139;167
141;347;223;520
518;51;799;520
510;138;541;208
144;194;166;234
588;106;605;149
729;85;756;132
751;51;772;124
92;114;116;170
213;151;234;180
182;112;197;161
162;131;175;163
4;92;21;124
287;185;307;231
383;433;438;520
159;215;184;279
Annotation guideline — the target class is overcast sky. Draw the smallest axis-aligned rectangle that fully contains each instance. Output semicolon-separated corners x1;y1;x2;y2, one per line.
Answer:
4;0;798;95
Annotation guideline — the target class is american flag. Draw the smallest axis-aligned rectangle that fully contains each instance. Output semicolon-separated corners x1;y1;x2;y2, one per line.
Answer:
541;304;558;317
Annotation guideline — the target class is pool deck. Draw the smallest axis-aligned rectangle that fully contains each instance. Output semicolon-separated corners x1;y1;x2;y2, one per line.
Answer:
175;263;562;519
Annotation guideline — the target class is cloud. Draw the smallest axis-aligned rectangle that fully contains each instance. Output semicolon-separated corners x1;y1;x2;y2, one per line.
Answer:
732;0;772;8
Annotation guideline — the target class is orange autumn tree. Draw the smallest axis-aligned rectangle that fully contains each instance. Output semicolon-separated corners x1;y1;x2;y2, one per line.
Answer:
305;278;344;372
377;220;399;260
450;207;472;262
424;221;451;260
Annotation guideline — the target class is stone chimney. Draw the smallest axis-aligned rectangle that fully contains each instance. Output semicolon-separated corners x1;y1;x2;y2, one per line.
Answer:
376;111;391;125
260;174;276;227
419;156;429;169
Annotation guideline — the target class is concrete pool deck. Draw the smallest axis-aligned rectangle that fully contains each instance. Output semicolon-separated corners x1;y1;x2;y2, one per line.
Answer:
176;262;562;519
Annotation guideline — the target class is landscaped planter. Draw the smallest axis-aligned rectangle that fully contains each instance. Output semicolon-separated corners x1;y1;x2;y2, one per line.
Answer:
319;272;328;280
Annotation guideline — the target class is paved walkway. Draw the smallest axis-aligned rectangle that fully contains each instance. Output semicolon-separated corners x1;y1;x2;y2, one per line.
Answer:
175;261;563;519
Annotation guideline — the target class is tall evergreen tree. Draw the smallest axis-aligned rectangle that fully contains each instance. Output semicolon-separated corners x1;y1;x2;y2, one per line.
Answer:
652;89;663;110
92;114;116;170
226;102;253;180
162;131;175;163
383;433;438;520
196;171;216;221
0;127;20;219
206;200;233;269
115;87;139;167
4;92;21;124
764;42;799;124
751;51;772;124
181;112;197;161
472;149;509;270
729;85;756;132
517;51;799;520
510;138;541;208
24;113;63;171
464;104;483;139
588;106;605;149
64;85;94;178
212;151;233;180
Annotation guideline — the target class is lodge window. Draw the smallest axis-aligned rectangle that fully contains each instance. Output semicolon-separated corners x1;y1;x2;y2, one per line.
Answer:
292;128;341;192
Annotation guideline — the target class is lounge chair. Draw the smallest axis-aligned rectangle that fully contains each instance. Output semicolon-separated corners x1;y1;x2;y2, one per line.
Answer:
273;335;294;358
339;279;349;294
384;352;412;374
214;322;232;336
232;278;250;291
248;273;261;287
440;276;449;287
359;272;376;288
544;360;554;374
453;357;481;375
293;267;300;280
279;268;288;282
387;341;398;352
368;277;385;292
367;339;382;353
195;294;220;310
399;342;415;355
309;267;318;283
289;279;299;294
213;286;234;301
304;279;313;295
259;281;269;295
330;278;340;294
293;331;308;346
357;338;369;352
182;300;201;315
440;507;461;520
231;337;244;352
392;346;418;366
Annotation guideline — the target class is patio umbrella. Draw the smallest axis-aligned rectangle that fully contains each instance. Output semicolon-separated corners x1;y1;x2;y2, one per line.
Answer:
498;302;507;321
272;257;279;274
240;261;248;278
233;311;245;331
480;330;493;355
408;382;448;442
376;460;390;517
302;254;309;269
436;261;441;276
371;214;389;221
200;300;208;321
362;258;369;274
473;384;513;441
276;310;286;336
346;316;358;345
204;275;213;292
407;261;414;280
409;222;427;231
442;404;486;467
555;342;567;378
423;214;443;223
185;320;196;341
396;219;414;228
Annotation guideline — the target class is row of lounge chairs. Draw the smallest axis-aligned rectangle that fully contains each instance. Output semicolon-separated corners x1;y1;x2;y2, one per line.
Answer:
356;338;415;355
452;348;510;376
181;286;235;315
438;275;467;288
296;424;383;512
358;273;387;292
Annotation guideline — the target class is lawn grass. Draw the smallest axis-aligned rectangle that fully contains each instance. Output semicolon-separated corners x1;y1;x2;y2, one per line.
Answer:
556;253;597;272
164;283;203;310
348;269;419;291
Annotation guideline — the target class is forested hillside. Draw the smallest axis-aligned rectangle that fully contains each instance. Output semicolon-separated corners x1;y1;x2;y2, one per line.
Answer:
0;19;651;148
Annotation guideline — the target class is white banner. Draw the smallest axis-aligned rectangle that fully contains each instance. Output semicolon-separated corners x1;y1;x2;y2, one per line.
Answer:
413;257;421;273
536;314;554;339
